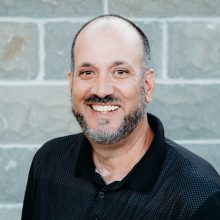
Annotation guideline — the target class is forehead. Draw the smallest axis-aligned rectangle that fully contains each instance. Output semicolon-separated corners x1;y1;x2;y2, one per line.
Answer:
74;18;144;66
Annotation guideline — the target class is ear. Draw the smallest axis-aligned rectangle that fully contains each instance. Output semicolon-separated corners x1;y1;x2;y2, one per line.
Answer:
144;68;155;103
68;71;73;91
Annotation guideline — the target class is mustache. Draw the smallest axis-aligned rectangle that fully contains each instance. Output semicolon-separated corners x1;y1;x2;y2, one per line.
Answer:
84;95;121;104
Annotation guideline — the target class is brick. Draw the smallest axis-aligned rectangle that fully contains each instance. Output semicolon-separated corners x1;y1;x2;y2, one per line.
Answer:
0;23;39;80
0;86;81;144
148;84;220;139
45;22;84;79
168;22;220;79
109;0;220;17
183;144;220;174
136;22;162;77
0;0;102;17
0;208;22;220
0;148;36;203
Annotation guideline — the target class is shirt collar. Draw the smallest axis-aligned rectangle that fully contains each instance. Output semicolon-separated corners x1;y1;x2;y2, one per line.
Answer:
75;113;166;193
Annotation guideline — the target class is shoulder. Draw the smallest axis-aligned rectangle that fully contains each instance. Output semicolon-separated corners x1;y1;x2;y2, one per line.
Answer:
191;191;220;220
165;138;220;186
36;133;84;157
31;133;85;174
163;138;220;217
38;133;84;153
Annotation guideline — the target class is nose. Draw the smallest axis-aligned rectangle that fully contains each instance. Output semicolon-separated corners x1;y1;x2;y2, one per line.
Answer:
91;74;114;98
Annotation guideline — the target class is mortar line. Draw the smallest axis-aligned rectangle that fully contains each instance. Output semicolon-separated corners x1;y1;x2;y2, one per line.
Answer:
2;16;220;23
0;80;218;86
36;22;46;80
129;17;220;23
102;0;109;14
0;144;40;149
0;203;23;209
1;79;220;86
161;21;168;79
176;140;220;145
0;16;220;23
0;140;220;150
155;79;220;85
0;17;93;23
0;80;68;86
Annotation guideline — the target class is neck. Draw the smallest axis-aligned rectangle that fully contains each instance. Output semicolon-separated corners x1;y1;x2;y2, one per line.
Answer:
91;116;154;185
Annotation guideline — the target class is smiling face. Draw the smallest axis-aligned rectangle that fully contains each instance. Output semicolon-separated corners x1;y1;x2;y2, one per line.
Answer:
69;18;154;144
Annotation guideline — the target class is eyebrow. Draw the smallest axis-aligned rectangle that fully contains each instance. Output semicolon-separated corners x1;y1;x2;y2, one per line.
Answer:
110;61;131;68
74;62;95;73
78;62;94;68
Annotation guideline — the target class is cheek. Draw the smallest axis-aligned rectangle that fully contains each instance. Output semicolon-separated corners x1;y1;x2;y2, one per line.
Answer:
72;80;85;99
71;80;90;109
120;80;142;100
118;81;142;112
71;82;80;107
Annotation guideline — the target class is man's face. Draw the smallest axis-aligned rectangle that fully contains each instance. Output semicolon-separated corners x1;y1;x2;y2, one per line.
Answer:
69;21;153;144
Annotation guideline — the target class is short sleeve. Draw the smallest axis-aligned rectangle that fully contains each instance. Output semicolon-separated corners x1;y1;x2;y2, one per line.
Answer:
191;191;220;220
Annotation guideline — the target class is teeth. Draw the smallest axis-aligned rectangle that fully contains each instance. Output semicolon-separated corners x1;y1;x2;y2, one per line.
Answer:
92;105;119;112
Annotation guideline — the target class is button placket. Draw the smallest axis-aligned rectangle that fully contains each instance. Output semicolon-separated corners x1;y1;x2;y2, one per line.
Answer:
90;190;106;219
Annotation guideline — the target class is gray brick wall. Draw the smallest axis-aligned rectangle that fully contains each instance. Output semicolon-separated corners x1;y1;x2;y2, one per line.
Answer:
0;0;220;219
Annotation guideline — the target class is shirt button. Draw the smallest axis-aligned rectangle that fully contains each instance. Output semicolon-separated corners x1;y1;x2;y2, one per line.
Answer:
98;191;105;199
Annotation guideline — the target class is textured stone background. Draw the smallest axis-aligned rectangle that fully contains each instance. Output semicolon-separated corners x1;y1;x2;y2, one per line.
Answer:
0;0;220;219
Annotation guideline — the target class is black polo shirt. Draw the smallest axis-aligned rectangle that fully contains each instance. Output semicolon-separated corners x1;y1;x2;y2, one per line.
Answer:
22;114;220;220
75;113;166;194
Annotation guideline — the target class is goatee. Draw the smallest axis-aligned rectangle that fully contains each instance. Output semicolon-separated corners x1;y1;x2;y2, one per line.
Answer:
72;104;146;145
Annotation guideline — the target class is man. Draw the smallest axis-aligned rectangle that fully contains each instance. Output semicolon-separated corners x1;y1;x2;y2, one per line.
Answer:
22;15;220;219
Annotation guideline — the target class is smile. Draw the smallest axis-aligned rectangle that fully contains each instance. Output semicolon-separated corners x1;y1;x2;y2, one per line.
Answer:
91;105;120;112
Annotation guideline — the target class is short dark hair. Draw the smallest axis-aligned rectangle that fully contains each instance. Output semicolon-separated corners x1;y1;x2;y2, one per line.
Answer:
71;14;150;71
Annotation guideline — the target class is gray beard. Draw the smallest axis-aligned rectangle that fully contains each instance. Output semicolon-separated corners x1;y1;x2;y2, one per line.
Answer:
72;84;147;145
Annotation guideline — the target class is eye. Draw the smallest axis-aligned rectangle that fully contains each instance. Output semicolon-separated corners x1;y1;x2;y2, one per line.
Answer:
78;70;95;79
80;70;94;75
114;69;129;78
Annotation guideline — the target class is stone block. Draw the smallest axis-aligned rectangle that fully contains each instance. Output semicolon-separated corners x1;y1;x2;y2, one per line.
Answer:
45;22;84;79
148;84;220;139
0;86;81;144
136;22;162;77
168;22;220;79
183;144;220;174
0;0;102;17
0;208;22;220
109;0;220;17
0;23;39;80
0;148;36;203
